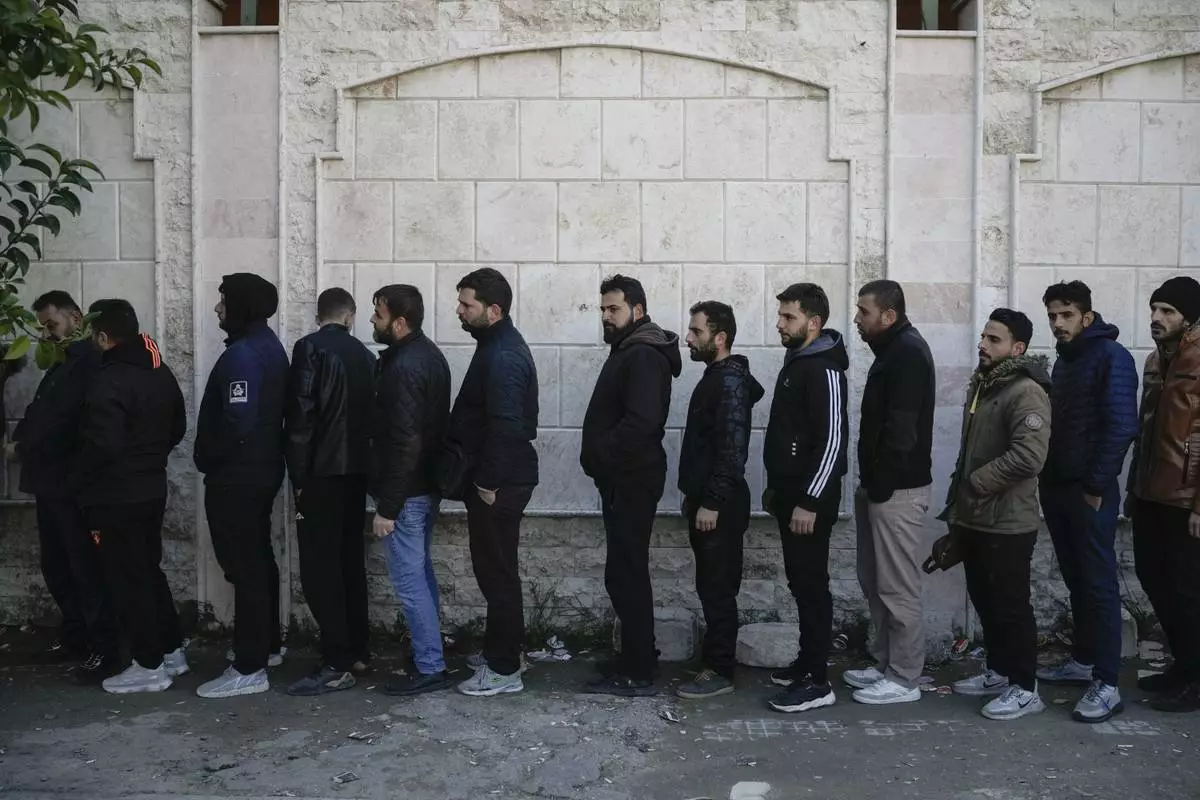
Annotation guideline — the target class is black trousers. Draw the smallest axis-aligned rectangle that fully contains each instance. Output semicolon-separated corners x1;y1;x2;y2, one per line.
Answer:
687;483;750;679
959;527;1038;691
89;500;182;670
296;475;370;672
36;494;116;656
465;485;534;676
601;483;662;683
773;492;840;683
205;483;282;674
1134;500;1200;683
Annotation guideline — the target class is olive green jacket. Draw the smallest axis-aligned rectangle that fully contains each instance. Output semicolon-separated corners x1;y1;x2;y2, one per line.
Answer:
937;355;1052;534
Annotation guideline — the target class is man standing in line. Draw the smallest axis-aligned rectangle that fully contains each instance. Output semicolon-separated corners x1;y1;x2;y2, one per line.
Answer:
848;279;936;705
581;275;681;697
675;301;762;700
1126;276;1200;714
365;284;454;698
448;268;539;698
762;284;848;714
283;288;377;696
941;309;1051;721
194;273;290;699
74;300;189;694
9;291;116;683
1037;280;1138;723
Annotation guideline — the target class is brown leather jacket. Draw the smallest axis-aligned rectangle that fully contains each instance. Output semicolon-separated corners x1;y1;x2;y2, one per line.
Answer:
1129;324;1200;512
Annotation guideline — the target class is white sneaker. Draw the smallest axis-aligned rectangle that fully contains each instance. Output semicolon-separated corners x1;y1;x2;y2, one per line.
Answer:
982;684;1045;720
458;665;523;697
197;666;270;699
842;666;885;690
226;647;285;668
102;662;172;695
1036;659;1093;684
163;647;190;678
852;678;921;705
1072;680;1123;723
953;669;1009;696
467;652;530;673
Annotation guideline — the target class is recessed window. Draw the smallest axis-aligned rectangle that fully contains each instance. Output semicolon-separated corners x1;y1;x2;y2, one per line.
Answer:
897;0;976;31
219;0;279;26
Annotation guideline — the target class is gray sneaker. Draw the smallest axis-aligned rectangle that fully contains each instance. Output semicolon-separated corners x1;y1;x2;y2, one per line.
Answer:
953;669;1009;696
458;665;523;697
1036;659;1093;684
467;652;530;673
676;669;734;699
1072;680;1123;723
982;684;1045;721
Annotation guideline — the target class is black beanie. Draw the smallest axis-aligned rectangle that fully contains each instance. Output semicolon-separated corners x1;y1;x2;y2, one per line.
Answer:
219;273;278;334
1150;276;1200;325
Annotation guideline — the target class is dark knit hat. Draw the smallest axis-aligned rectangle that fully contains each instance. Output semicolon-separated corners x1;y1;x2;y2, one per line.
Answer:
219;273;278;334
1150;276;1200;324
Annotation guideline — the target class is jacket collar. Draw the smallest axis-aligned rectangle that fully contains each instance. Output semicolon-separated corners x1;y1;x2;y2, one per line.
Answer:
469;316;513;344
224;318;270;347
382;328;425;359
866;317;912;356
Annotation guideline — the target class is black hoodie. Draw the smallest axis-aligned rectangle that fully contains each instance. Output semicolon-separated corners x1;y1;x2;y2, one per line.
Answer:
580;316;683;490
74;334;187;507
678;354;764;510
764;330;851;512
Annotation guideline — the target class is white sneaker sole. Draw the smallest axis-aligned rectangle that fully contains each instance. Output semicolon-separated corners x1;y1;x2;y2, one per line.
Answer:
770;674;795;688
842;673;882;690
953;682;1008;697
196;681;270;699
982;700;1046;721
103;677;173;695
852;688;921;705
1071;701;1124;724
1036;672;1092;684
769;691;836;713
458;681;523;697
165;663;190;678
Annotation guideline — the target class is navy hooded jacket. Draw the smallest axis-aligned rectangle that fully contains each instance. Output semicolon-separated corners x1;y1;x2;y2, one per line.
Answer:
1042;314;1139;495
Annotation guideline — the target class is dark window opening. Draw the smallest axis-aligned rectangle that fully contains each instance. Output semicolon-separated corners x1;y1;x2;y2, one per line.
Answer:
897;0;976;31
220;0;279;26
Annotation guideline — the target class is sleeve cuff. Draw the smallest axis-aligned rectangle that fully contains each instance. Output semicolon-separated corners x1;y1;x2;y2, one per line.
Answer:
375;499;402;520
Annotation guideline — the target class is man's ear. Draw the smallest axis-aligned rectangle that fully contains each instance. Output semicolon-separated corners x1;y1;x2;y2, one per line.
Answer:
1082;310;1096;328
1013;341;1028;357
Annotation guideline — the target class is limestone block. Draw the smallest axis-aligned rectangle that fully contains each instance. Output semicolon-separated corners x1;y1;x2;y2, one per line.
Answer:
559;346;608;425
605;263;684;340
394;182;474;261
1187;56;1200;100
79;99;151;180
530;429;598;512
922;323;978;368
439;344;476;401
201;238;277;283
558;182;639;262
726;67;824;99
15;261;82;309
1022;101;1059;182
476;183;556;261
45;182;119;261
892;241;974;284
1098;186;1181;267
642;182;723;262
685;100;766;179
1017;184;1097;265
479;50;560;98
1101;58;1184;101
520;101;601;179
518;263;599;344
764;265;850;332
531;346;561;426
119;181;155;260
352;263;436;338
561;47;641;98
891;112;974;159
1135;268;1188;348
1141;103;1200;184
725;182;806;262
743;342;785;428
895;73;974;115
668;360;701;428
438;100;517;179
1183;188;1200;266
323;181;393;262
683;265;766;345
1057;267;1136;345
354;101;436;179
438;0;500;29
767;99;848;181
642;52;724;98
895;36;974;76
82;262;156;334
906;283;972;325
202;198;277;240
5;103;77;183
432;263;518;344
601;100;683;180
396;60;478;98
612;613;697;662
1015;266;1056;350
807;182;850;264
748;430;765;509
735;622;796;668
1058;101;1140;183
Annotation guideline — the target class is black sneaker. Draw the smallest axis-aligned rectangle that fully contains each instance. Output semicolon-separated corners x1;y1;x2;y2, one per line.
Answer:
584;675;656;697
1138;670;1186;693
286;665;356;697
1150;682;1200;713
71;652;119;685
382;670;452;697
676;669;734;699
768;675;836;713
770;662;802;687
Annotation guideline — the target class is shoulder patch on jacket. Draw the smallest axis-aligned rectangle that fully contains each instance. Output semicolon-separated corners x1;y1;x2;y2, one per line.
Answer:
229;380;249;404
1023;412;1044;430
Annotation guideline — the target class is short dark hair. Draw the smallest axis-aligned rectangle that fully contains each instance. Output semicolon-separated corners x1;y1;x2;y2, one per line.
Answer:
32;290;80;314
988;307;1034;346
88;299;139;343
1042;280;1092;314
317;287;355;320
372;284;424;331
858;279;906;317
456;267;513;316
689;300;737;348
600;274;648;313
776;283;830;326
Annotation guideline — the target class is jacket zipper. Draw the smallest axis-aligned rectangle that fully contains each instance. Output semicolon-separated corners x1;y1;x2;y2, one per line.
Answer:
1184;440;1191;486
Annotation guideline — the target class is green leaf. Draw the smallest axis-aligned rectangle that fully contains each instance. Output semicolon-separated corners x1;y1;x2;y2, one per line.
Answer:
28;143;63;163
4;335;29;361
0;217;15;234
17;157;53;178
32;215;60;235
7;248;29;273
35;339;61;370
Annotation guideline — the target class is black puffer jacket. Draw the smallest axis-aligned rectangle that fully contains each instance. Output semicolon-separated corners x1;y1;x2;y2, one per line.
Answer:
371;329;452;518
285;323;377;488
581;316;683;490
74;334;187;507
446;317;539;490
678;354;764;510
765;330;850;511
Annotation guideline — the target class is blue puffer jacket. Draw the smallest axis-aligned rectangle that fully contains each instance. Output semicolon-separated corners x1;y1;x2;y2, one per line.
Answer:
1042;315;1139;495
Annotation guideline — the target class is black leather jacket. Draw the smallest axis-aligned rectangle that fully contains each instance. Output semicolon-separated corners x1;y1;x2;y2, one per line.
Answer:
371;329;451;518
284;323;377;488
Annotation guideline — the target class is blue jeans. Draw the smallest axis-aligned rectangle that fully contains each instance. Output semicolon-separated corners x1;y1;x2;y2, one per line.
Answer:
382;495;445;675
1040;482;1122;686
